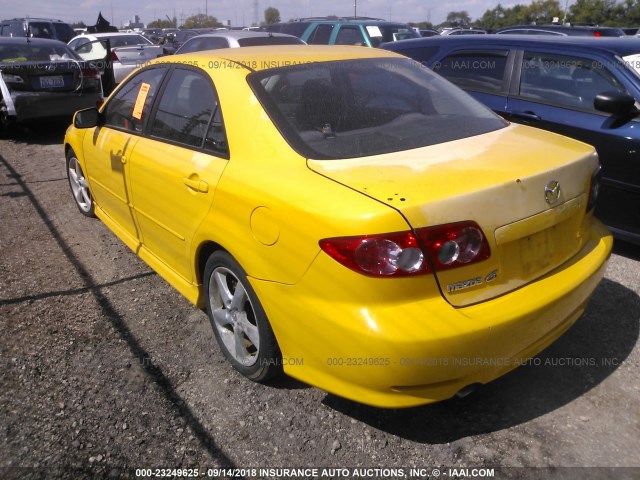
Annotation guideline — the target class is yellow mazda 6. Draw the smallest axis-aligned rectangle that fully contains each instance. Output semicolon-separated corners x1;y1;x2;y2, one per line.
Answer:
64;46;612;408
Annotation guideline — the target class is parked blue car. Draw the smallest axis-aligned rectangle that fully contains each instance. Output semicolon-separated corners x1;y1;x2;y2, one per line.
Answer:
383;36;640;245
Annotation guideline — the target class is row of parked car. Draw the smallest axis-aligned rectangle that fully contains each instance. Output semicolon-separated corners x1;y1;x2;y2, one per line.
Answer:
0;16;638;245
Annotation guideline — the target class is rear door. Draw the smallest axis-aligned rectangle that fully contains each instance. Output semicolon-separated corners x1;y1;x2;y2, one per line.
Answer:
505;49;640;239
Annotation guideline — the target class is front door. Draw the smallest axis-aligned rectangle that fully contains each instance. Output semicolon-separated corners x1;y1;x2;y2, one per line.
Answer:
81;67;167;246
129;68;229;282
505;50;640;238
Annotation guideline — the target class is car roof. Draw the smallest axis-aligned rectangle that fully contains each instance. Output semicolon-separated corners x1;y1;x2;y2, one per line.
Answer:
385;35;640;57
1;17;69;23
190;31;301;40
0;36;69;46
80;32;147;38
165;44;402;71
495;24;624;34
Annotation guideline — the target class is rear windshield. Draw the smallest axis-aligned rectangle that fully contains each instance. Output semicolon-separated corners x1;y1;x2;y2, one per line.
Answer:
106;35;153;47
237;36;304;47
0;42;80;63
248;58;506;159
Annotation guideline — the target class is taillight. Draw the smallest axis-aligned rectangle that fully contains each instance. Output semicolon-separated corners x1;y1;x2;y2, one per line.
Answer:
587;165;601;212
319;221;490;278
81;68;100;80
320;231;426;277
593;31;601;37
110;50;119;61
416;221;491;271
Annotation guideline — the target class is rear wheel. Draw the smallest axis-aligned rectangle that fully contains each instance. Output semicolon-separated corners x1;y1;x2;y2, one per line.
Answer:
66;149;95;217
204;251;282;382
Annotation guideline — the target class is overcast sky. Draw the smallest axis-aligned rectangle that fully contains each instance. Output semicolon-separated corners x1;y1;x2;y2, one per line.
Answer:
2;0;526;29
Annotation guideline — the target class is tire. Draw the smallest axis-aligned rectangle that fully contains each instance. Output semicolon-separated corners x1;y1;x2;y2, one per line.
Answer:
204;251;282;382
66;149;95;217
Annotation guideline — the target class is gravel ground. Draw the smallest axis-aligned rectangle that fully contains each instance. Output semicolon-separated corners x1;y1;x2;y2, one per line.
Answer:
1;124;639;480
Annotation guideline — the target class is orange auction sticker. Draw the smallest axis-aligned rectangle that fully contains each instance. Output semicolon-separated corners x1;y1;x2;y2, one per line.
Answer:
132;83;151;120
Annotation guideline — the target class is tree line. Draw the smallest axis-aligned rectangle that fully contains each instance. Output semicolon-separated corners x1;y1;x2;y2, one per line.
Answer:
428;0;640;30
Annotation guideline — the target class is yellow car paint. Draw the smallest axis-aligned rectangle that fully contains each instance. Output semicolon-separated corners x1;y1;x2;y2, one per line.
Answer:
65;45;613;408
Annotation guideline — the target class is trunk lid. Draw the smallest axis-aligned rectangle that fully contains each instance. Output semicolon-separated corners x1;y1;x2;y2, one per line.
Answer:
308;124;599;307
1;62;88;93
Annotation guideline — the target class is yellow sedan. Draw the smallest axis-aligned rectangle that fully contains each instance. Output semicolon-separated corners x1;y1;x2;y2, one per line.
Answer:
64;46;612;408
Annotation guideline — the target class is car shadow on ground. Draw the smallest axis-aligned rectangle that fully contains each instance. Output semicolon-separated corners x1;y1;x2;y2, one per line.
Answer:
613;239;640;261
1;121;70;146
323;278;639;444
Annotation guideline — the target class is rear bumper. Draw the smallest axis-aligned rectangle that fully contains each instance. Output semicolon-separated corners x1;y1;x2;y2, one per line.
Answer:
252;220;613;408
12;91;103;123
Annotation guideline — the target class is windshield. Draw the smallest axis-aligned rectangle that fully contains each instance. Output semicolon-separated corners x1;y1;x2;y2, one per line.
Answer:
248;58;507;159
0;42;81;63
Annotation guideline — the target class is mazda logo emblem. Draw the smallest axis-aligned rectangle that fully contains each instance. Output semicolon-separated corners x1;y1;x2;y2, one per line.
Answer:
544;180;561;205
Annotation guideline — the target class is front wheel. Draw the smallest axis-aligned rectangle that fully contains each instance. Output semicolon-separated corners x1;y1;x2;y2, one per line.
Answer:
66;149;95;217
204;251;282;382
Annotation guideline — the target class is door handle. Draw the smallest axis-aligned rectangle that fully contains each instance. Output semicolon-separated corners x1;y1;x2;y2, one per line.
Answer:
512;111;541;122
183;177;209;193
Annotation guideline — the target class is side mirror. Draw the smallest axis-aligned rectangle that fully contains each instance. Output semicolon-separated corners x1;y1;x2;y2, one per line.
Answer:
74;108;101;129
594;91;637;116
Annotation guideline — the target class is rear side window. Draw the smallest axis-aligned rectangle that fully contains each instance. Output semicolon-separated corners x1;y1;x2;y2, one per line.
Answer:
104;68;166;132
433;50;509;93
519;52;627;111
28;22;54;39
307;24;334;44
265;22;311;38
150;69;228;155
52;22;75;43
248;58;506;159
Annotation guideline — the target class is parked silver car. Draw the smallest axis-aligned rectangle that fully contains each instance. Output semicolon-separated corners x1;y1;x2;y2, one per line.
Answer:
69;33;165;83
175;31;305;54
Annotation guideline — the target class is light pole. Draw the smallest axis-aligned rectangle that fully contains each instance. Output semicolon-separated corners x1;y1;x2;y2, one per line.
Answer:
354;0;357;19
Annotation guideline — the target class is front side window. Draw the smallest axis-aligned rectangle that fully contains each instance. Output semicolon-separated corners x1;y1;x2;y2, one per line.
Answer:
433;50;509;93
335;26;366;46
150;69;228;154
519;52;627;111
248;58;506;159
104;67;166;132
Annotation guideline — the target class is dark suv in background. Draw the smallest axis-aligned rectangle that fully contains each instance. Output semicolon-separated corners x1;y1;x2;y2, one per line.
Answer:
384;35;640;244
0;18;75;43
263;18;419;47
